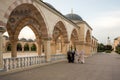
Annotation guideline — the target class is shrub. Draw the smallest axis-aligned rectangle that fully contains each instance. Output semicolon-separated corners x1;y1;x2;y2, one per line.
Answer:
105;50;111;53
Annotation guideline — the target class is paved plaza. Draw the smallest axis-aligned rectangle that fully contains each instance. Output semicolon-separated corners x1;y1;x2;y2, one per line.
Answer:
0;52;120;80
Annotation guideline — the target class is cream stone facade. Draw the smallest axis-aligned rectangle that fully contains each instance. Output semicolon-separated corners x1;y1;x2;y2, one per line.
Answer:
0;0;98;70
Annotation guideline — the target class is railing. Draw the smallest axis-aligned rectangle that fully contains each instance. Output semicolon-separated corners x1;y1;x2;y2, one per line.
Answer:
51;54;67;61
3;54;67;71
3;56;46;71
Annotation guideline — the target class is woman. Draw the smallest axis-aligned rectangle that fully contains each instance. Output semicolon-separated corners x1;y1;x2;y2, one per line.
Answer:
80;49;85;64
74;50;80;63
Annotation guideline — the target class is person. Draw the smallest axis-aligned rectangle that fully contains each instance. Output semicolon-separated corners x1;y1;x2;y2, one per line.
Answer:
71;49;75;63
79;49;85;64
67;50;72;63
74;50;80;63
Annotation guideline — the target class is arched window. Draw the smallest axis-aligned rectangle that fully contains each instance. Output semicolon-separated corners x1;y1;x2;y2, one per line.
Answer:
17;43;22;51
31;44;36;51
24;43;29;51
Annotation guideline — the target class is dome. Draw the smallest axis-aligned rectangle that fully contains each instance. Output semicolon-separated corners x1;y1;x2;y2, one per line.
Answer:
28;39;34;42
20;38;27;42
44;2;55;10
3;35;9;40
65;13;83;21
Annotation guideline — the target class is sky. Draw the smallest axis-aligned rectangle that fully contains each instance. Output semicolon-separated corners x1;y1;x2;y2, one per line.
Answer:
4;0;120;44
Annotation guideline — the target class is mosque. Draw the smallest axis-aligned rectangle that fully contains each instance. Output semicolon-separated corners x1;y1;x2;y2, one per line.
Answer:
0;0;98;71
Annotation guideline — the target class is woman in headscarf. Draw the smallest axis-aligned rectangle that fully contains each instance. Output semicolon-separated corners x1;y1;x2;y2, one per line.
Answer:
79;49;85;64
74;49;80;63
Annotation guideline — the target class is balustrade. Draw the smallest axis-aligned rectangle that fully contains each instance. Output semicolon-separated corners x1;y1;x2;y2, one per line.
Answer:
3;55;46;71
51;54;67;61
3;54;67;71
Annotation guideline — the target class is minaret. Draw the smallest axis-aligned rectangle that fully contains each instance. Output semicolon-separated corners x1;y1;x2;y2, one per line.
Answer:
107;37;111;45
71;8;73;18
71;8;73;14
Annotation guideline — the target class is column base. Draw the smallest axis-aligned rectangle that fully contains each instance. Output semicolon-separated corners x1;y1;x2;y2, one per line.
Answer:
0;68;5;72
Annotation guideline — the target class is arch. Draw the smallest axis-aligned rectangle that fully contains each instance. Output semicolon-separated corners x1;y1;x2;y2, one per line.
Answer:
52;21;68;42
24;43;29;51
31;44;37;51
52;21;68;54
70;29;79;50
17;43;22;51
4;0;33;21
14;18;41;40
86;30;91;43
6;4;48;40
6;42;12;51
5;3;48;57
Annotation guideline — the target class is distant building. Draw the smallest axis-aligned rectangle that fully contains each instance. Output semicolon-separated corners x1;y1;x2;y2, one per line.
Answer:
114;37;120;51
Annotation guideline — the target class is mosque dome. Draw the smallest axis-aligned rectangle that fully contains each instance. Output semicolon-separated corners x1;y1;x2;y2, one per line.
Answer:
3;35;9;40
20;38;27;42
44;2;56;10
28;39;34;42
65;13;83;21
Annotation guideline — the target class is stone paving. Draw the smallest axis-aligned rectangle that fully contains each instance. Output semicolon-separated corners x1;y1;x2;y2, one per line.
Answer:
0;52;120;80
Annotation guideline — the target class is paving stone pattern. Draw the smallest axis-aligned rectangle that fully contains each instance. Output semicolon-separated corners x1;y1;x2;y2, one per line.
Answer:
0;52;120;80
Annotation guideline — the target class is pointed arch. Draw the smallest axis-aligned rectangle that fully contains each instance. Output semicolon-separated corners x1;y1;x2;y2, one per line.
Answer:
6;3;48;40
52;21;68;43
24;43;29;51
17;43;22;51
70;29;79;43
51;21;68;54
4;0;33;22
6;42;12;51
70;28;79;50
31;43;37;51
86;30;91;43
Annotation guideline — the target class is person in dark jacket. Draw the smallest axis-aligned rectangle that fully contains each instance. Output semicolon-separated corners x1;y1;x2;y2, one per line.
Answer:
67;50;72;63
71;50;75;63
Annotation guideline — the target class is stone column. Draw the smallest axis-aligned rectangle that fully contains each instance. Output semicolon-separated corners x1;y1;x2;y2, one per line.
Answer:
36;40;41;55
11;40;17;57
44;38;51;62
37;44;41;55
22;46;24;53
29;45;31;51
0;27;6;70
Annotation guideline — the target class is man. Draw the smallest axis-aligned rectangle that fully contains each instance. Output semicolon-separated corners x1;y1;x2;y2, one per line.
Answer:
71;49;75;63
67;50;72;63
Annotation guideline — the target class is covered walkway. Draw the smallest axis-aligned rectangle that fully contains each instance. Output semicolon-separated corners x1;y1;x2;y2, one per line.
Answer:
0;52;120;80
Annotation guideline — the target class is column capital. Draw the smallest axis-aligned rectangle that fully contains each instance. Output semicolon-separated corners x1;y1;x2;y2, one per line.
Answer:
0;27;6;33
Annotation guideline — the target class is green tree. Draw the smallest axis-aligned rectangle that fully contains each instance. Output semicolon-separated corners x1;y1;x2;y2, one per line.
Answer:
31;44;36;51
115;44;120;54
104;45;113;53
24;44;29;51
97;43;105;52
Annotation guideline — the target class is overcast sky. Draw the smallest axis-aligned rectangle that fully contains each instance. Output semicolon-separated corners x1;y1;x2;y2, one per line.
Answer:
4;0;120;45
43;0;120;44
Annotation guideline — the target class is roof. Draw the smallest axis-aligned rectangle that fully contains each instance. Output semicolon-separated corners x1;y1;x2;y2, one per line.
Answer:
65;13;83;21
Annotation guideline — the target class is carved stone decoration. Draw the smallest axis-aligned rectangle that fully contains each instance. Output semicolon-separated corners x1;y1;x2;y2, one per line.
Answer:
9;17;15;23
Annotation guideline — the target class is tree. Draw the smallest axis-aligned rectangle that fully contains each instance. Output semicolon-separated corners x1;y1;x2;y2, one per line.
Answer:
115;44;120;54
97;43;105;52
104;45;113;53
